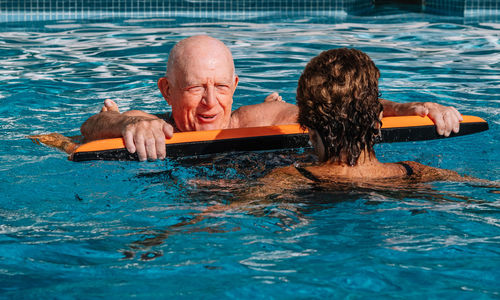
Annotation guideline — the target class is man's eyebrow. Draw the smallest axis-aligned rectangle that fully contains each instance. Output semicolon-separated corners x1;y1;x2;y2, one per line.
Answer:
181;80;202;88
215;81;232;85
217;77;235;84
183;80;233;87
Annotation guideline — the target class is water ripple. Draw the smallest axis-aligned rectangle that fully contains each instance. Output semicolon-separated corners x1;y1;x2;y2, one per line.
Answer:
0;15;499;298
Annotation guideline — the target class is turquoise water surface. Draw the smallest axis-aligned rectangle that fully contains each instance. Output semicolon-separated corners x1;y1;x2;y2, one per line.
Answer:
1;10;499;299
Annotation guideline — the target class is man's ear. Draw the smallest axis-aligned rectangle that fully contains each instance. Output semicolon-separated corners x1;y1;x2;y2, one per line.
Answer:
158;77;171;105
233;75;239;91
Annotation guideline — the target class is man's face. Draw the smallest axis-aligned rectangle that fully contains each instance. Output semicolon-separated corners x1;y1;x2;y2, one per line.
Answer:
162;52;238;132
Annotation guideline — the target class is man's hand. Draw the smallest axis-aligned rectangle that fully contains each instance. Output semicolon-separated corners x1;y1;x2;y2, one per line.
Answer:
412;102;462;137
81;99;174;161
101;99;174;160
380;100;463;136
101;99;120;113
121;116;173;161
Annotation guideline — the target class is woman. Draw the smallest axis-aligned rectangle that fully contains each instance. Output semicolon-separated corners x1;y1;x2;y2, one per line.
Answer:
260;48;469;186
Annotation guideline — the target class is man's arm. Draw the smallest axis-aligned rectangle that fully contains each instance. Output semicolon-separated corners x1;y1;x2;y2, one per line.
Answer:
380;99;463;136
232;96;462;137
230;101;298;128
80;100;173;161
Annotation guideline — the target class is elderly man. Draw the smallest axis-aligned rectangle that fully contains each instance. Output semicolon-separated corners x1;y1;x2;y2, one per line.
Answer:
81;35;462;161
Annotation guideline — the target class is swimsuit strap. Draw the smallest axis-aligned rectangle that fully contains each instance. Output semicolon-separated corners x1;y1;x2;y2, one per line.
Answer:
294;163;322;183
396;162;414;177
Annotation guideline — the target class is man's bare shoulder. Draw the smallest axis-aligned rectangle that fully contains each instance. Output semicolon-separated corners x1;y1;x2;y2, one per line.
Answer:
230;101;298;128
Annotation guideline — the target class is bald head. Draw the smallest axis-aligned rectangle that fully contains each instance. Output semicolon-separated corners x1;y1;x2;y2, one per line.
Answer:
166;35;236;84
157;35;239;132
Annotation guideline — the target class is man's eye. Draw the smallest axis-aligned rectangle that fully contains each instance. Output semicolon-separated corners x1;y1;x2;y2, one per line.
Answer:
188;86;204;93
216;84;230;91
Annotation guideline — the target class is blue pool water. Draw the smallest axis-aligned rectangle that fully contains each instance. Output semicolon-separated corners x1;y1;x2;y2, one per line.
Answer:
1;10;499;298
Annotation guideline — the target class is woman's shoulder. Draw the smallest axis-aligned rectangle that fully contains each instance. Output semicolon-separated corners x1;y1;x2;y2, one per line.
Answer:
260;164;320;188
396;160;464;182
264;165;309;181
246;164;315;198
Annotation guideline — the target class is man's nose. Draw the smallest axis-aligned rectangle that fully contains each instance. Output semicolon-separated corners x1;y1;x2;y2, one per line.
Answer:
201;85;217;108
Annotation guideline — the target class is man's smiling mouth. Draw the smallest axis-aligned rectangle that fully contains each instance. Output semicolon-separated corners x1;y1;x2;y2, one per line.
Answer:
197;113;218;122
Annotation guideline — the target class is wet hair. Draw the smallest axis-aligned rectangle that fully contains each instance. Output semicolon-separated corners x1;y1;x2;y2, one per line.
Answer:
296;48;383;165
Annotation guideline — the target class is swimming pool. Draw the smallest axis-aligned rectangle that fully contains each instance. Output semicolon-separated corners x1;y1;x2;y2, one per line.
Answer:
1;6;499;299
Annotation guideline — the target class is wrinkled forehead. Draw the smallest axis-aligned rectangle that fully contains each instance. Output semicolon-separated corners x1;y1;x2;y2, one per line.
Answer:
184;45;233;69
179;58;234;87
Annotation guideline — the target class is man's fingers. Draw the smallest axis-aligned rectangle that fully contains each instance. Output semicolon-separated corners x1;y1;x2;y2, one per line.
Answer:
123;130;136;154
452;106;463;121
163;122;174;139
156;122;174;160
104;99;120;112
101;99;120;113
140;120;170;161
452;116;460;134
444;109;461;135
436;106;461;136
442;111;453;137
451;107;462;133
134;135;148;162
435;115;446;136
426;109;446;136
424;102;463;136
154;132;166;160
123;119;172;161
414;105;429;118
144;136;158;161
264;92;280;102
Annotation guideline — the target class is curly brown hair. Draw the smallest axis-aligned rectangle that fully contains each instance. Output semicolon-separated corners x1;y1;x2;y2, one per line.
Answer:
297;48;383;166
